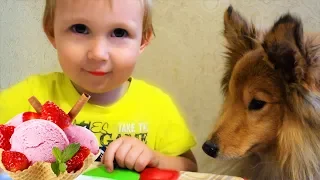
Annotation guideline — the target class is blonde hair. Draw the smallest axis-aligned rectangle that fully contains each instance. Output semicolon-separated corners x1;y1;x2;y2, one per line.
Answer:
43;0;155;43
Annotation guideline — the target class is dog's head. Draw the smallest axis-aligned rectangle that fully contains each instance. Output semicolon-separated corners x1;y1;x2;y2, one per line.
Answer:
203;5;320;160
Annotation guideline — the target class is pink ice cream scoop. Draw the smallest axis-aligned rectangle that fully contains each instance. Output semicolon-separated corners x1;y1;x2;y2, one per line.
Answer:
64;125;99;155
10;119;69;164
5;113;23;127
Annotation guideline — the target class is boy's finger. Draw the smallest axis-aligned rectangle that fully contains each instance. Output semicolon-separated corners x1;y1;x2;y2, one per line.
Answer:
134;150;150;172
115;142;132;168
103;138;124;172
124;146;143;170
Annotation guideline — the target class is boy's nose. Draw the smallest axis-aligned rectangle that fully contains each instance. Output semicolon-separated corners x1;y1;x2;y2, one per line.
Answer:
88;39;109;61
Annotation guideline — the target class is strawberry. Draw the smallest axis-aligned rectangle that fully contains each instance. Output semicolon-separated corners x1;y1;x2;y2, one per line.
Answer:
51;143;90;176
2;151;30;172
40;101;71;129
22;112;41;122
66;146;90;173
140;168;180;180
0;125;15;150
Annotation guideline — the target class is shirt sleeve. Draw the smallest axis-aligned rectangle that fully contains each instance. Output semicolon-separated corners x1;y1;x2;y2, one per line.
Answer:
155;94;197;156
0;77;34;124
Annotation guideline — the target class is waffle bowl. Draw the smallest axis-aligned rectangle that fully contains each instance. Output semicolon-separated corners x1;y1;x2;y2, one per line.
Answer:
0;93;98;180
0;149;96;180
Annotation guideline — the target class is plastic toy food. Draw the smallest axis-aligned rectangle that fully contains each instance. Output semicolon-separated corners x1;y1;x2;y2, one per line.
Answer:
80;164;180;180
0;93;99;180
140;168;179;180
10;119;70;164
82;164;141;179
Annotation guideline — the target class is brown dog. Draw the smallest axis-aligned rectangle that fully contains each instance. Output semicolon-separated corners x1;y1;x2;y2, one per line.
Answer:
202;5;320;180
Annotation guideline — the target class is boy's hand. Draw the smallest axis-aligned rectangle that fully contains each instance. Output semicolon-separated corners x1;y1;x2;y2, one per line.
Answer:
102;136;159;172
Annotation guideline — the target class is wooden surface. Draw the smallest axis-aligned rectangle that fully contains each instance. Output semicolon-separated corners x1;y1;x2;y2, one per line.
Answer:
179;171;245;180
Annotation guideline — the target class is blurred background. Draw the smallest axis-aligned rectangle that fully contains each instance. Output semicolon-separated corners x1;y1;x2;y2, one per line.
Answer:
1;0;320;176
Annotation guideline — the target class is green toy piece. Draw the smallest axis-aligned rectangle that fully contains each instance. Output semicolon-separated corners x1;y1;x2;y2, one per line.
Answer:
82;165;140;180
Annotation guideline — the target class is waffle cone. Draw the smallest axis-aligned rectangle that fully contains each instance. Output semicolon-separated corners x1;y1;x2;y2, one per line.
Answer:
0;149;96;180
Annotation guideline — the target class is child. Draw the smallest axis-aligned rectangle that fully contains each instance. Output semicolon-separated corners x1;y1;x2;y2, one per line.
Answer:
0;0;198;173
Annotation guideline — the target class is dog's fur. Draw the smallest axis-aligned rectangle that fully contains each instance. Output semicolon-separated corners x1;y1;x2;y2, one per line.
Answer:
205;5;320;180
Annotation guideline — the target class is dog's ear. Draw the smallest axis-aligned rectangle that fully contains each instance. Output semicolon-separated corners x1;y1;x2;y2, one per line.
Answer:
223;5;258;60
222;5;259;93
262;13;306;84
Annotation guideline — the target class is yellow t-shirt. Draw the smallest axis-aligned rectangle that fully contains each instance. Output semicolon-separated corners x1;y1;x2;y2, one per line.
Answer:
0;72;196;160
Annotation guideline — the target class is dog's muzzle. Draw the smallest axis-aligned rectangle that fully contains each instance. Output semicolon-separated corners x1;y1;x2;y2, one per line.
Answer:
202;140;219;158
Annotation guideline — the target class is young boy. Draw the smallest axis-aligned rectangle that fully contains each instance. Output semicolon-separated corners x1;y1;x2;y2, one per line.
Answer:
0;0;198;173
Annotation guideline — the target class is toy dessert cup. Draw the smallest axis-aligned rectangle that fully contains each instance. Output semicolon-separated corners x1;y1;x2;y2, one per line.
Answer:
0;93;98;180
0;149;96;180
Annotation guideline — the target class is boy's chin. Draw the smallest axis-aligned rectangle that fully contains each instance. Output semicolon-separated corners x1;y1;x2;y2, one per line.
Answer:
74;85;108;94
72;81;127;95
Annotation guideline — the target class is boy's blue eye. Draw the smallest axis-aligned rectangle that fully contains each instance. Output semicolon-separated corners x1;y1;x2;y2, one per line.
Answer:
71;24;89;34
112;28;128;37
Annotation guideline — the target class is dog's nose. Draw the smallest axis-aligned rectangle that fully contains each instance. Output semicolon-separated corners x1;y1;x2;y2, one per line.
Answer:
202;140;219;158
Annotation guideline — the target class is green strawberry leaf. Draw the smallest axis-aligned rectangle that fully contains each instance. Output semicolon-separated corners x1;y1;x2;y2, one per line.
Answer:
61;143;80;162
59;163;67;173
51;162;60;176
52;147;62;163
51;143;80;176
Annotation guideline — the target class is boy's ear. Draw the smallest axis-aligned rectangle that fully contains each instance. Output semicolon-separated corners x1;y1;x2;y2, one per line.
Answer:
47;35;57;49
221;5;259;93
139;40;148;53
139;28;154;53
262;13;306;84
43;24;57;49
44;30;57;49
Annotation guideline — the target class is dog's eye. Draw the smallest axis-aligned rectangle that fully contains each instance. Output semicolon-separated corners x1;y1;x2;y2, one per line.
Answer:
248;99;266;110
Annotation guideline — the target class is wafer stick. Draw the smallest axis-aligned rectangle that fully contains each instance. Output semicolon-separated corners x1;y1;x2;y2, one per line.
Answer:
68;93;91;122
28;96;42;113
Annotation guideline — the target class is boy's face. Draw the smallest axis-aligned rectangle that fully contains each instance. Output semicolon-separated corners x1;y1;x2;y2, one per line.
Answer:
50;0;147;93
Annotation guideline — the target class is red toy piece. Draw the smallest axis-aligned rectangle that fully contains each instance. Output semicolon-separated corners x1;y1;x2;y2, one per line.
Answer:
140;168;179;180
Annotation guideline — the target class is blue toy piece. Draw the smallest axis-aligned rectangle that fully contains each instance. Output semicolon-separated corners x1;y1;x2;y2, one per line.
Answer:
0;172;12;180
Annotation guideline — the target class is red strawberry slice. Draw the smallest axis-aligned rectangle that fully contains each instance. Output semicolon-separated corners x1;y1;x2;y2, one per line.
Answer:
2;151;30;172
66;146;90;173
40;101;71;129
140;168;180;180
22;112;41;122
0;125;15;150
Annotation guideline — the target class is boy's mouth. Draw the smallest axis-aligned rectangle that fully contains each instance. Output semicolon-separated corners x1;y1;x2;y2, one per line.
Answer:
87;71;108;76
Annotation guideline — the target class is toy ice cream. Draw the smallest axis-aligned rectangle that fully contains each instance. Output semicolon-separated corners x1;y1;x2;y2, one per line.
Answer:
10;119;70;164
0;93;99;180
64;125;100;155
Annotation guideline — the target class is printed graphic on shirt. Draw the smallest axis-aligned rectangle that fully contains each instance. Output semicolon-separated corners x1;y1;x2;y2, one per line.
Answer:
75;120;149;162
